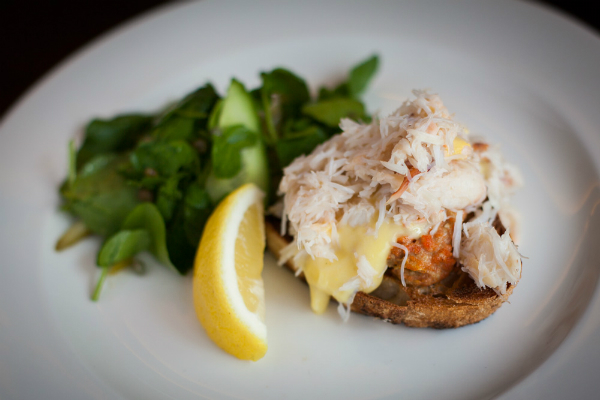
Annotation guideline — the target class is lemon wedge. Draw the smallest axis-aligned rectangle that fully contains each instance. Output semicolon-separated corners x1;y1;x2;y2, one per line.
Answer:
193;183;267;361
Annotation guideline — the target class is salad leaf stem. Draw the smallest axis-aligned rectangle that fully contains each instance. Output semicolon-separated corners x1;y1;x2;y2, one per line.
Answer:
91;266;109;302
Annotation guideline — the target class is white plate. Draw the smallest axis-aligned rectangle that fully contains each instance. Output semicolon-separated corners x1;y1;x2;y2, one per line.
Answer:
1;1;600;399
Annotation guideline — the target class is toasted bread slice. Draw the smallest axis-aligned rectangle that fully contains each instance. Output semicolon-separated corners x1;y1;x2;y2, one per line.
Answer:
265;218;514;329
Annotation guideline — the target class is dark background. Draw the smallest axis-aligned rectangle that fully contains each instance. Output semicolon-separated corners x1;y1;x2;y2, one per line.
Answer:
0;1;597;119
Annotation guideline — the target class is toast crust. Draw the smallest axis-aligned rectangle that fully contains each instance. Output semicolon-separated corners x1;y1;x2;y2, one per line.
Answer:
265;218;514;329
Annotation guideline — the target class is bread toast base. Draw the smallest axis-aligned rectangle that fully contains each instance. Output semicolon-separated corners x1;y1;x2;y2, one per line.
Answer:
265;219;513;329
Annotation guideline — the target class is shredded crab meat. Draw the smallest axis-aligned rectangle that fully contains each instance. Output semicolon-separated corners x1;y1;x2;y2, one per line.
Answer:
279;90;523;294
337;294;357;322
452;210;464;258
460;223;522;294
391;242;410;287
356;254;373;287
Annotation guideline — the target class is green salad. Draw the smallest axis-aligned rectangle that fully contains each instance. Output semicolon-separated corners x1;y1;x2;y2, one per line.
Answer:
57;55;379;300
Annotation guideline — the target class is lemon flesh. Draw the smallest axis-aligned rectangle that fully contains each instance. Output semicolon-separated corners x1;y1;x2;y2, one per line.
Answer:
193;183;267;361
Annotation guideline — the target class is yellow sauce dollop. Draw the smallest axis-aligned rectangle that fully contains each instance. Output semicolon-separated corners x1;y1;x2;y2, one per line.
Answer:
302;216;427;314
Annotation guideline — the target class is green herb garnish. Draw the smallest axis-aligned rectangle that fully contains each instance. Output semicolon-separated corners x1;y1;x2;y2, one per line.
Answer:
57;55;379;300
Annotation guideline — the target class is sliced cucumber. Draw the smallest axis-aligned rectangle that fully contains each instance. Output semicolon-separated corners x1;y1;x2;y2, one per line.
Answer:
206;79;269;203
218;79;261;132
206;145;269;202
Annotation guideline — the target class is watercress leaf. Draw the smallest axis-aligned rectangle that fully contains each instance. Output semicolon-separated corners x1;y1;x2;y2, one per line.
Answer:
130;140;199;177
333;82;350;97
68;140;77;185
261;68;310;116
61;154;140;236
77;114;153;169
152;114;196;142
126;175;164;191
156;174;183;222
152;84;220;141
76;153;117;178
97;229;151;267
317;87;333;101
302;98;366;127
160;181;212;274
174;83;219;119
266;147;283;199
182;183;213;247
282;118;316;138
211;125;258;179
276;125;328;167
250;87;262;103
318;82;350;101
165;207;196;274
348;55;379;97
121;202;178;273
259;68;311;144
315;56;378;102
207;99;223;130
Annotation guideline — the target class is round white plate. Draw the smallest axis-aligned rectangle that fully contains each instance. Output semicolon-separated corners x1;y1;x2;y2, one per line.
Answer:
2;1;600;399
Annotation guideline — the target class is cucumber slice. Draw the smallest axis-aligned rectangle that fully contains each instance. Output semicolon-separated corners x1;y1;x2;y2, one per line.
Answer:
206;145;269;202
207;79;269;203
218;79;261;132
